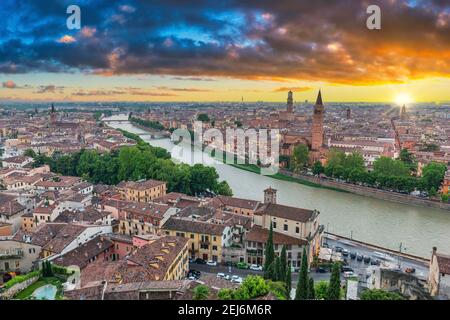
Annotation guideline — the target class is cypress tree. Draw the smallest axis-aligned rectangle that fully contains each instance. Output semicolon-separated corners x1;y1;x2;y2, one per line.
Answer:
327;262;341;300
279;245;287;282
285;265;292;299
274;256;282;281
308;277;316;300
263;223;275;279
42;261;47;277
295;247;309;300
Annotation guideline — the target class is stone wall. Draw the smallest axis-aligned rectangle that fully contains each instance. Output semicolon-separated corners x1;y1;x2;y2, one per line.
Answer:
279;170;450;211
0;276;39;300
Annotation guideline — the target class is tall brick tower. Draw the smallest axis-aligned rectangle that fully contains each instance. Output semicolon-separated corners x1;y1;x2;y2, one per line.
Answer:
287;90;293;113
311;90;324;152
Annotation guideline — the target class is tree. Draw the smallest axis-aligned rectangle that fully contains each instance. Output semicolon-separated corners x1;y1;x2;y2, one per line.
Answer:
263;223;275;279
312;161;324;176
218;276;269;300
274;256;282;282
291;144;310;173
197;113;210;122
327;262;341;300
285;265;292;299
373;157;409;177
216;180;233;196
421;162;447;193
442;194;449;203
193;285;210;300
295;247;308;300
360;289;405;300
314;281;329;300
307;277;315;300
24;149;37;158
279;245;287;282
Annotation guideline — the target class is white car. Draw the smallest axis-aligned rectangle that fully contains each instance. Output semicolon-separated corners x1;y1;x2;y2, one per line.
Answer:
231;275;243;283
206;260;217;266
343;271;356;278
217;273;225;278
249;264;263;271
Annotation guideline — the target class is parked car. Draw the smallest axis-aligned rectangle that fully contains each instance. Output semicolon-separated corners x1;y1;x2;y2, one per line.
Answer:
356;254;363;261
217;273;225;278
223;274;231;281
334;246;343;253
231;275;243;283
194;258;207;264
322;243;330;248
316;267;328;273
237;262;249;269
342;249;349;257
370;259;381;266
363;256;371;264
188;270;201;278
350;252;357;259
343;271;356;278
206;260;217;266
188;257;194;263
341;266;354;273
249;264;263;271
405;267;416;273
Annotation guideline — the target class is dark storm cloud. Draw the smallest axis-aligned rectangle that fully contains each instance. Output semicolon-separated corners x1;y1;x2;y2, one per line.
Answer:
0;0;450;84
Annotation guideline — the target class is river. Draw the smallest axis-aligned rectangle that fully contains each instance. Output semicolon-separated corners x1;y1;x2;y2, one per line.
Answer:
105;115;450;258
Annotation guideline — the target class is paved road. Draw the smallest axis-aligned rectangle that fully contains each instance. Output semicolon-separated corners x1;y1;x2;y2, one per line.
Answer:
325;236;429;281
189;236;429;288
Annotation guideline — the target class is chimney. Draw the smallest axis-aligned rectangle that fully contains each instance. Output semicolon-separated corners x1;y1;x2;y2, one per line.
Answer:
264;187;277;204
432;247;437;256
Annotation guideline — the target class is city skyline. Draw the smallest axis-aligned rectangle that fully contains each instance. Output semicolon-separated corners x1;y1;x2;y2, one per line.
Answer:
2;0;450;103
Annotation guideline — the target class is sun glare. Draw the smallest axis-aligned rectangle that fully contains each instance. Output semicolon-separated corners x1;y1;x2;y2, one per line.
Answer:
395;93;413;105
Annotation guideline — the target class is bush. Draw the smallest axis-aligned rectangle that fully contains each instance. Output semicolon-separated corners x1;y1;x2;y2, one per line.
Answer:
360;289;405;300
3;270;41;289
218;276;270;300
193;285;210;300
267;281;288;300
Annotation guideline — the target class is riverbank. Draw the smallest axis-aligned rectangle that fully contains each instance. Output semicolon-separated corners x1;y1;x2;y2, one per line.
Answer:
279;170;450;211
230;161;450;211
116;121;449;211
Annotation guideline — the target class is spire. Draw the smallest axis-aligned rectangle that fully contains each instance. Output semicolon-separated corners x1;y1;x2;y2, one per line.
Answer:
315;90;323;105
51;103;55;113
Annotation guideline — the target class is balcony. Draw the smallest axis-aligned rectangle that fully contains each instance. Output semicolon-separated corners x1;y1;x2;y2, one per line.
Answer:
0;250;24;260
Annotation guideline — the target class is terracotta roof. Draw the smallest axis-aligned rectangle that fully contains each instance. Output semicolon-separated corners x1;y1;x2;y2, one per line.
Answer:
117;179;165;191
437;253;450;274
54;206;110;223
216;195;260;210
122;202;170;220
80;236;188;285
162;217;226;236
255;202;316;223
0;195;26;216
13;223;67;247
52;235;114;269
245;226;308;246
43;224;87;254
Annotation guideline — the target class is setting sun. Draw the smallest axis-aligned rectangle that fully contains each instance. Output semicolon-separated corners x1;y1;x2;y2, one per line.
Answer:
395;93;413;105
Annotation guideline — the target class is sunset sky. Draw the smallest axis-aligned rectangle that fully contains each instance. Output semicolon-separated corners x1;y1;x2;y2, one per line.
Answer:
1;0;450;103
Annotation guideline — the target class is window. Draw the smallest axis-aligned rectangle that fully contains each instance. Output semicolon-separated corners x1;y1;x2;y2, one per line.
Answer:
284;224;288;231
212;245;218;251
296;227;300;234
273;222;277;229
190;234;194;239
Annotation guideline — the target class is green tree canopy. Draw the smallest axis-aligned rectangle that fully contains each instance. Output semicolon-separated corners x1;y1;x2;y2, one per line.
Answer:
193;285;210;300
360;289;405;300
291;144;310;173
295;247;309;300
